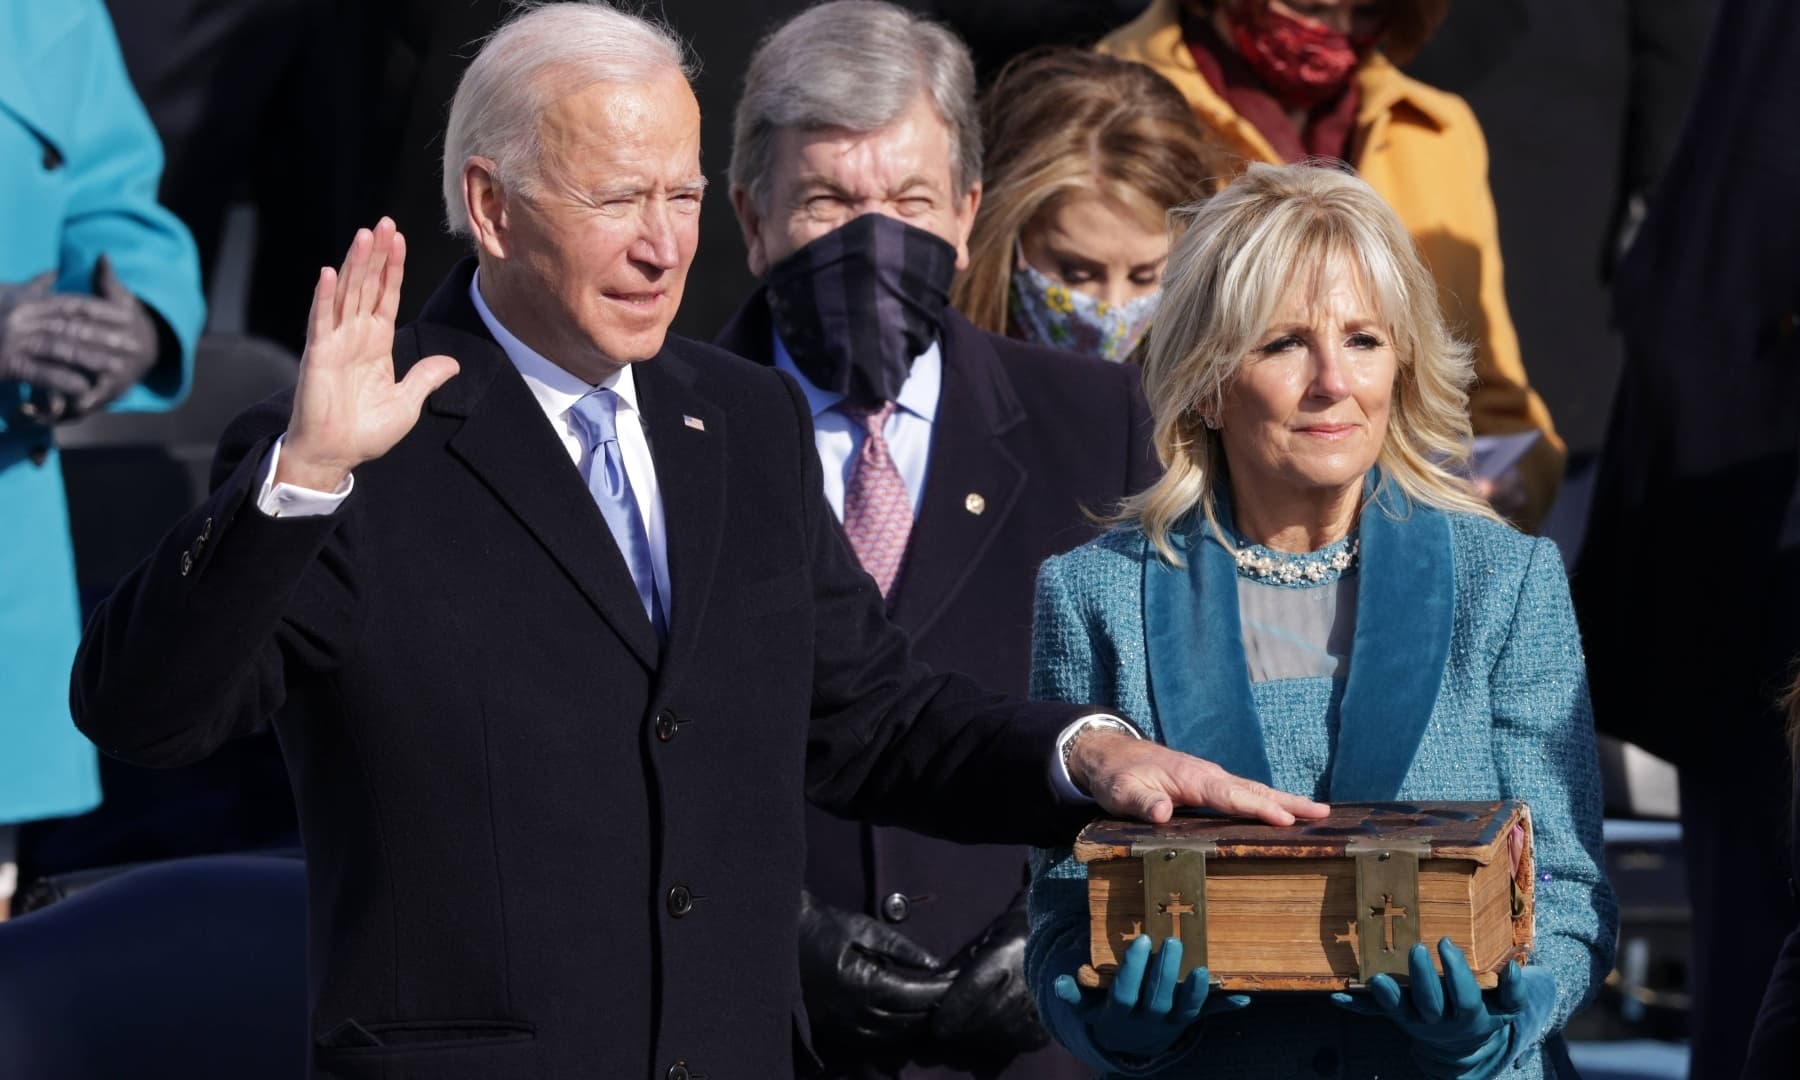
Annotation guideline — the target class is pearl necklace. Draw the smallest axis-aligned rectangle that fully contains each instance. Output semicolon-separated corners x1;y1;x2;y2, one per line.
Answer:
1232;536;1360;586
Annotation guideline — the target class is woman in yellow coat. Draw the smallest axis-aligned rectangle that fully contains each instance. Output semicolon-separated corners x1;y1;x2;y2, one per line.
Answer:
1100;0;1564;529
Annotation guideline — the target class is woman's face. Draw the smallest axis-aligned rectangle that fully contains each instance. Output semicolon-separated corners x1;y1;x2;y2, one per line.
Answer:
1214;257;1397;506
1018;192;1169;309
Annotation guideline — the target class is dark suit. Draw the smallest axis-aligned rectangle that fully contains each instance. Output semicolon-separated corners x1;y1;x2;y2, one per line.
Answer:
1571;0;1800;1073
716;294;1157;1079
71;261;1099;1080
1405;0;1715;456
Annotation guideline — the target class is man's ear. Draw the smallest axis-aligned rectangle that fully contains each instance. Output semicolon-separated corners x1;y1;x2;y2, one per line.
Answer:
730;185;770;278
463;158;510;259
952;180;982;272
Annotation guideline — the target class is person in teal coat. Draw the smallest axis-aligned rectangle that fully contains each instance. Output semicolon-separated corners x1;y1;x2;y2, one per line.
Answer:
0;0;203;898
1024;163;1615;1077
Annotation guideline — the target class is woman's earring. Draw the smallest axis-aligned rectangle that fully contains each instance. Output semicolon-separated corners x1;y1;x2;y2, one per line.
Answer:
1201;415;1219;430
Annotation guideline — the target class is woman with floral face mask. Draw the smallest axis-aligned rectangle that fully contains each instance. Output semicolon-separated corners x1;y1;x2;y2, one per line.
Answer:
952;49;1225;365
1098;0;1568;533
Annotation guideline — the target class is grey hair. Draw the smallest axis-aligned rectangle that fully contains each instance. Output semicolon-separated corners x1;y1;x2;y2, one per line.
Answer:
729;0;980;209
442;2;696;237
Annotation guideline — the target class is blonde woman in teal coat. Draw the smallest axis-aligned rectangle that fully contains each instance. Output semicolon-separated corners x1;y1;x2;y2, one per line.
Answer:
0;0;202;905
1025;163;1614;1078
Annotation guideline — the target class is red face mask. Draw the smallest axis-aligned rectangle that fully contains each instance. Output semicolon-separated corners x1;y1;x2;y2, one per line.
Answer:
1229;1;1377;110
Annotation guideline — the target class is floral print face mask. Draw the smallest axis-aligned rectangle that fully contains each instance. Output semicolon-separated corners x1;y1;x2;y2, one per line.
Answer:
1009;255;1160;363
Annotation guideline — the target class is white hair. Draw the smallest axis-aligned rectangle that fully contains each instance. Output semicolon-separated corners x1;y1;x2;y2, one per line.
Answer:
728;0;980;209
441;2;695;237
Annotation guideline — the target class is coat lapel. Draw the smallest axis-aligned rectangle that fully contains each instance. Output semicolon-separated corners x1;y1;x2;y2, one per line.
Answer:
419;264;660;671
632;347;726;688
1142;515;1275;786
1141;474;1455;798
886;316;1027;639
1327;480;1454;800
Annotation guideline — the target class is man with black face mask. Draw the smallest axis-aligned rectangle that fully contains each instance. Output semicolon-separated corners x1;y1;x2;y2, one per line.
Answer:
718;5;1159;1078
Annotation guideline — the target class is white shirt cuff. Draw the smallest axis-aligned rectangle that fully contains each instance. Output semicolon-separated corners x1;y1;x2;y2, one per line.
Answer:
255;434;354;517
1050;713;1141;804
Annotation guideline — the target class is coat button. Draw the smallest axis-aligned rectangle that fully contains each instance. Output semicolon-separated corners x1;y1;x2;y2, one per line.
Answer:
666;1064;691;1080
1312;1047;1339;1074
201;517;213;541
655;709;679;742
667;884;693;918
179;551;193;576
880;892;910;923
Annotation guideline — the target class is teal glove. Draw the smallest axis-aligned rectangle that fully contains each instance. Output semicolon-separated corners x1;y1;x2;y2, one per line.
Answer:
1052;935;1250;1061
1330;937;1557;1079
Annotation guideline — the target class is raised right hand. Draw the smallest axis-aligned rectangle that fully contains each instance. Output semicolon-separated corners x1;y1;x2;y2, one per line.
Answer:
278;217;458;491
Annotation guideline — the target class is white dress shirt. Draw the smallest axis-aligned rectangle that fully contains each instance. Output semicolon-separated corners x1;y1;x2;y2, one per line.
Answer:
253;272;672;622
771;331;939;521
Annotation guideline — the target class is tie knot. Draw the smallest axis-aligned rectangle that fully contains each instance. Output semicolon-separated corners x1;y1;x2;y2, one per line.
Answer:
841;399;898;436
570;388;621;447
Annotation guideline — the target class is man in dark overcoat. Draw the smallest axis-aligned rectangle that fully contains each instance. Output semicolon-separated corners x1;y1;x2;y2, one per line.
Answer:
1573;0;1800;1074
70;5;1323;1079
716;4;1155;1076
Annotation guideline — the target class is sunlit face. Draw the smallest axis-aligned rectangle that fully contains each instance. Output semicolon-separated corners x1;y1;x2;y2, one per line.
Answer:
1264;0;1386;38
1018;192;1168;309
468;70;704;380
1215;258;1396;505
732;93;980;277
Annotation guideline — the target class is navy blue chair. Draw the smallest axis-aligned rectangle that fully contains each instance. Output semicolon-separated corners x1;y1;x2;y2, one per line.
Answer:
0;854;307;1079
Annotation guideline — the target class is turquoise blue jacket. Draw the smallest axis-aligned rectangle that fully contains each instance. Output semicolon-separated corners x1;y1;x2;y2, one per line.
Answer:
1026;483;1617;1078
0;0;202;824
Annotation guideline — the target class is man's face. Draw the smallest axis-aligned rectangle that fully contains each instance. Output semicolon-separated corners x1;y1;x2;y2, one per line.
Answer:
732;93;980;278
474;70;704;378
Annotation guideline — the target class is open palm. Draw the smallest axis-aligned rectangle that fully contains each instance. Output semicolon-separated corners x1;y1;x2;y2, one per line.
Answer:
279;217;459;490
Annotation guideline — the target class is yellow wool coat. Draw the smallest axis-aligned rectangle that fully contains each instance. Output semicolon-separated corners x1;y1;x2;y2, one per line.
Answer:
1100;0;1566;529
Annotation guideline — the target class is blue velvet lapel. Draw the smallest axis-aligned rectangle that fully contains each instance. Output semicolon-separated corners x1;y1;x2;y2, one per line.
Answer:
1328;478;1455;800
1140;473;1455;800
1142;510;1275;787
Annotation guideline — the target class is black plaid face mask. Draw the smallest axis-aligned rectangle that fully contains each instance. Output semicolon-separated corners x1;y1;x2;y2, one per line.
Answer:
764;213;958;409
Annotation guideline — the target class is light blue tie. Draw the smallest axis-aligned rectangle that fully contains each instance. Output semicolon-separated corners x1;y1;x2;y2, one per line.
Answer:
570;389;667;641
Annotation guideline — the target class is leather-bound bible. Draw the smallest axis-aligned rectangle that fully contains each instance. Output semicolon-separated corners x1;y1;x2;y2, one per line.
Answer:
1072;800;1534;991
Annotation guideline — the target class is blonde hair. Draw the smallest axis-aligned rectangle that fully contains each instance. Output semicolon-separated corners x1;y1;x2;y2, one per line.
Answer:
1120;161;1497;564
952;49;1227;334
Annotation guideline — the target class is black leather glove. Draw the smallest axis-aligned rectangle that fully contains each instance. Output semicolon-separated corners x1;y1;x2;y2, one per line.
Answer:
0;255;159;421
922;890;1051;1070
798;889;956;1061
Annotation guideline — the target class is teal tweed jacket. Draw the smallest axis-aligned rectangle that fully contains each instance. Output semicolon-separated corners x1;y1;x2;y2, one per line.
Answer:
1026;485;1617;1078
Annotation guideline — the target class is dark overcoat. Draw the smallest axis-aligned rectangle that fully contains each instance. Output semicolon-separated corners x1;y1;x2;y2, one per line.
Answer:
716;293;1157;1079
71;262;1098;1080
1572;0;1800;1074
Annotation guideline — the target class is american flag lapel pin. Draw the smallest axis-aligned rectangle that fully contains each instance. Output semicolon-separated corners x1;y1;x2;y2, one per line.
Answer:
683;415;705;432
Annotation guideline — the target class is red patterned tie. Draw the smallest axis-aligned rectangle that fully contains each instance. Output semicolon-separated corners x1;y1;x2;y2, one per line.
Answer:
840;401;913;597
